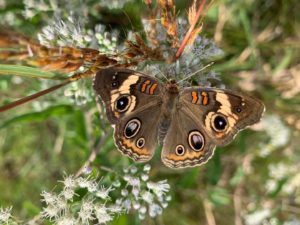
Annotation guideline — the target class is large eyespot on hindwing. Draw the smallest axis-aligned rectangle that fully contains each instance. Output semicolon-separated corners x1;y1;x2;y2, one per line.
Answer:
124;118;141;139
211;114;229;132
115;95;131;112
188;131;205;151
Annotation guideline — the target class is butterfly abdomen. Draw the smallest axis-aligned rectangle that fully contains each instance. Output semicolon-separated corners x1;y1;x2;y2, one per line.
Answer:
158;85;180;143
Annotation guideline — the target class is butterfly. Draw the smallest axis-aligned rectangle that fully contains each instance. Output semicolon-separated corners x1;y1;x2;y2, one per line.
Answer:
93;67;265;169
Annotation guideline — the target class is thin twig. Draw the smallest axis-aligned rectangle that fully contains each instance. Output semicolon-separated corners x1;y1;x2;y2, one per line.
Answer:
203;199;216;225
233;184;243;225
75;129;112;177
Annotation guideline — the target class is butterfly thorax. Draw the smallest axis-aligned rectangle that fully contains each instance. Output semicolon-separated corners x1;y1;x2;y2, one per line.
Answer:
158;80;180;143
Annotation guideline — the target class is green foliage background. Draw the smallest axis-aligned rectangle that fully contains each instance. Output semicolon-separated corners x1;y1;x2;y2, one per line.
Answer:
0;0;300;224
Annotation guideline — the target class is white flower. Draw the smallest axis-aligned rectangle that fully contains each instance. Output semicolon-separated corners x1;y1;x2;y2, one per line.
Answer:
127;177;140;187
78;200;95;223
0;207;12;224
149;204;162;217
147;180;170;197
62;188;75;200
87;181;98;193
41;191;57;205
41;205;60;219
61;175;77;190
161;202;169;208
56;197;68;211
132;187;140;199
141;174;149;181
56;215;77;225
138;213;146;220
143;164;151;172
121;189;128;197
96;186;114;199
123;174;131;182
244;209;271;225
139;206;147;214
165;195;172;201
259;115;290;157
94;204;114;224
141;191;154;204
130;166;138;174
123;199;132;211
109;205;123;214
76;177;90;188
132;201;141;210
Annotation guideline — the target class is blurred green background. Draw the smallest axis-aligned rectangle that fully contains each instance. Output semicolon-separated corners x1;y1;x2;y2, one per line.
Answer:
0;0;300;224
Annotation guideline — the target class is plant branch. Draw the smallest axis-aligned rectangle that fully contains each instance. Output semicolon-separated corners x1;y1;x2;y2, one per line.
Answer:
175;0;206;59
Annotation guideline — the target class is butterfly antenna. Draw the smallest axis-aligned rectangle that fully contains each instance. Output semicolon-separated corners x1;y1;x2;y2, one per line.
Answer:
177;62;214;84
154;67;169;81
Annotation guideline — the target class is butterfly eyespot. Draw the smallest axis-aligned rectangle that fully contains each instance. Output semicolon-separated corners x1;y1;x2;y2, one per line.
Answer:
212;114;228;132
175;145;185;156
235;106;242;113
115;95;131;112
124;118;141;138
136;138;145;148
112;81;118;87
188;131;204;151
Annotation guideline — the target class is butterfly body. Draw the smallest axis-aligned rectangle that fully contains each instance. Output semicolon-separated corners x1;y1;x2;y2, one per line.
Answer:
93;67;264;169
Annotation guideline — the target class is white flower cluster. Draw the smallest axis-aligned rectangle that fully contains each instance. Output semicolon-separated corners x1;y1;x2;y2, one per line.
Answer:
141;18;223;86
115;164;171;220
266;161;300;198
63;80;94;106
37;16;93;48
94;24;118;54
41;174;121;224
259;114;290;157
0;207;13;225
23;0;58;18
244;208;271;225
100;0;132;9
39;165;171;224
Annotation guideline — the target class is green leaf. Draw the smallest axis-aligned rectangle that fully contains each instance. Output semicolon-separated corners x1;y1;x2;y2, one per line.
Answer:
178;168;200;188
230;166;245;186
0;64;67;80
208;187;231;206
22;201;40;217
0;105;75;128
205;150;222;185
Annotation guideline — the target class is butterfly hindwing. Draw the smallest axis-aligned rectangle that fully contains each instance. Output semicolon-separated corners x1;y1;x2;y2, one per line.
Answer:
161;107;216;168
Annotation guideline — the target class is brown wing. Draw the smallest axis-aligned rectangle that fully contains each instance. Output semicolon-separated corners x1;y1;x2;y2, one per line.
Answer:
161;87;264;168
93;67;163;162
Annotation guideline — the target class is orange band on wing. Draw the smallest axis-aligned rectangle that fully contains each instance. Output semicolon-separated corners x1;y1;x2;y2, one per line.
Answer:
191;91;198;104
201;92;209;106
149;83;158;95
141;80;151;93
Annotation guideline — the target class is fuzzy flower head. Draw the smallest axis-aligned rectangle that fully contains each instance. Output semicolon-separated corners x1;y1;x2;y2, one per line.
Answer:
115;164;171;220
140;17;223;87
0;207;12;224
41;174;119;224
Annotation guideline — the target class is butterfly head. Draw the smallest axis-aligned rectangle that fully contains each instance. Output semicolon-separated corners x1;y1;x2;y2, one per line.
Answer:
166;79;179;94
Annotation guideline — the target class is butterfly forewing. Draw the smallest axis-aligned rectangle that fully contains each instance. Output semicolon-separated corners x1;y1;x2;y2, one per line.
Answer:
179;88;265;146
